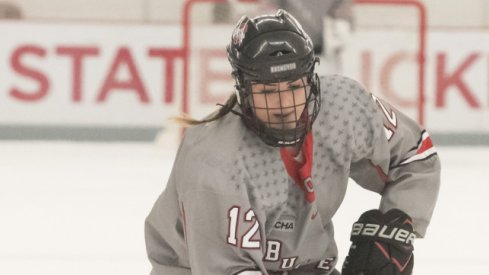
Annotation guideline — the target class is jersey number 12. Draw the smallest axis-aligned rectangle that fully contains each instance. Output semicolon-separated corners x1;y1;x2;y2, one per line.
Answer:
227;206;261;249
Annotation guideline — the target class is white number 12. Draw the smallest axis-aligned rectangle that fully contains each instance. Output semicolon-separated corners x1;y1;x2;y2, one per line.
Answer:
227;206;260;249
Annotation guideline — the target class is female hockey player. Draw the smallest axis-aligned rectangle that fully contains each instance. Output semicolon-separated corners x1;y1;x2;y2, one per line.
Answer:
145;10;440;275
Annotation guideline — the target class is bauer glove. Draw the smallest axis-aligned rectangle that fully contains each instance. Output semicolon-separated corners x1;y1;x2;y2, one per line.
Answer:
342;209;415;275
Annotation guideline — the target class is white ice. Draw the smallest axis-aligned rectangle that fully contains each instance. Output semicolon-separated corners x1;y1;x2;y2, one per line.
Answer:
1;141;488;274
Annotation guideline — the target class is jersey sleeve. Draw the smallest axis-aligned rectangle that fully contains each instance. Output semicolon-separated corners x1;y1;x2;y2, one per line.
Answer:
349;88;441;237
145;130;266;275
145;148;192;275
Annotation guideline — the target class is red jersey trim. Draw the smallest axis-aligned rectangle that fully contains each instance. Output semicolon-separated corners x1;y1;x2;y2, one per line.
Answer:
279;132;315;203
182;202;187;243
368;160;389;183
399;131;437;166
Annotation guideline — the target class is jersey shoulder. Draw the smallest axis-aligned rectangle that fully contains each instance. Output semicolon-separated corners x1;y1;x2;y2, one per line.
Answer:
315;75;384;158
317;74;379;125
174;114;249;195
180;113;242;169
319;74;367;97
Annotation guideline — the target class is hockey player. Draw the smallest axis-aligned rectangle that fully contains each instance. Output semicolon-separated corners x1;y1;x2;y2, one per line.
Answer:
145;10;440;275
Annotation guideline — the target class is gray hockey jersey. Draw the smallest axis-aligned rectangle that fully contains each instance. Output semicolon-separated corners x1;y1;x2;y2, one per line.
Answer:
145;75;441;275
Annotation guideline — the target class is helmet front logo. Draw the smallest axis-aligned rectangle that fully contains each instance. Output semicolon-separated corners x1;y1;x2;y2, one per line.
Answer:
270;62;296;73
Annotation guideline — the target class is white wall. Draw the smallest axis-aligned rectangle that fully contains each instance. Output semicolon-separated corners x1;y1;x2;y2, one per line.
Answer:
6;0;489;27
7;0;181;22
9;0;144;21
426;0;489;28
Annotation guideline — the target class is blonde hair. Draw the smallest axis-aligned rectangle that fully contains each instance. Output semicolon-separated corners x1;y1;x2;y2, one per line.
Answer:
173;93;239;126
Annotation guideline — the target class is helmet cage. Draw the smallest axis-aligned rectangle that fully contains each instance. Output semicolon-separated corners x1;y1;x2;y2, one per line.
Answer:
237;72;321;147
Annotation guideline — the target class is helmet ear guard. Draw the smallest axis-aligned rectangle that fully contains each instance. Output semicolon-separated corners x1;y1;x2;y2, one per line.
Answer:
227;10;322;147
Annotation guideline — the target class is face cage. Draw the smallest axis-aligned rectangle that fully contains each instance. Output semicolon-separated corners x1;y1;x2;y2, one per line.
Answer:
238;73;321;147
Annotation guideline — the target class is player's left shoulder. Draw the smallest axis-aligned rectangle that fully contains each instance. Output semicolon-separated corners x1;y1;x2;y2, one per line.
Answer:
319;74;366;93
318;74;376;119
319;74;372;105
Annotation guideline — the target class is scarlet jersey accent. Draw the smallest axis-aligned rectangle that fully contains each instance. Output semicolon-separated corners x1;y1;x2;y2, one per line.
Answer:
399;131;437;166
280;132;315;203
182;203;187;243
311;210;319;220
368;160;388;183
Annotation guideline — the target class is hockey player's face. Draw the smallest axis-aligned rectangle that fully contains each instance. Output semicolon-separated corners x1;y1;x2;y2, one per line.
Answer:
251;77;308;129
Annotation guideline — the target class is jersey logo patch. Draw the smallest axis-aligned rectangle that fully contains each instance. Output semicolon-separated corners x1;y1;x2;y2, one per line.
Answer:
273;219;295;232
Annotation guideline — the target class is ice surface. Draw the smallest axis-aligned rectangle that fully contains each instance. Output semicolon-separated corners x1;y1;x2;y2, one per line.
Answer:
0;141;488;274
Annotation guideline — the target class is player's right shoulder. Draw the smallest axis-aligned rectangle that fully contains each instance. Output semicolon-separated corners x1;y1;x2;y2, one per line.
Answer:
174;113;245;192
182;112;243;154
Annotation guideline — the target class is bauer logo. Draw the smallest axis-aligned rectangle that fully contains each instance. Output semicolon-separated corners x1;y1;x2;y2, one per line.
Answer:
351;222;416;245
274;219;295;232
270;62;296;73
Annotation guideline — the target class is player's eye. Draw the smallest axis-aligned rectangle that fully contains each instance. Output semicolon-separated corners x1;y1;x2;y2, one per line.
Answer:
288;85;302;91
256;88;278;94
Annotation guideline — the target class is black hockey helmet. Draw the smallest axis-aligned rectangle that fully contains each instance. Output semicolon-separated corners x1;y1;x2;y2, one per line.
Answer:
227;9;321;147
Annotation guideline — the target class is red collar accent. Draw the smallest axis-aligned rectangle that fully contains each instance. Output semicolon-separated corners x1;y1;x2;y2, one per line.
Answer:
280;132;315;203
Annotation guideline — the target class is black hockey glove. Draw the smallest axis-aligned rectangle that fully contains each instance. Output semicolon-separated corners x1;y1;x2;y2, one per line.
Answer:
341;209;415;275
